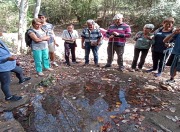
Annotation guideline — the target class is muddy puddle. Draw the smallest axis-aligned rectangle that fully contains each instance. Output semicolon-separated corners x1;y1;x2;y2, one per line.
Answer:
30;81;131;131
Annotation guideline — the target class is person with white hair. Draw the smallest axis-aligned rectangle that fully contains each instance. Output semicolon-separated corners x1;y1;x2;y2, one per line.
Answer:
130;24;154;72
81;19;102;67
104;14;131;71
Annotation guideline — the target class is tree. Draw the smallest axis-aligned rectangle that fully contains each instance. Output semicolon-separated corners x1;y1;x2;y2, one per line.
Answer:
34;0;41;18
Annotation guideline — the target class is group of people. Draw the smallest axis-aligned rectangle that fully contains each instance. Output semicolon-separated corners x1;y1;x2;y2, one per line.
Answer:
1;13;180;102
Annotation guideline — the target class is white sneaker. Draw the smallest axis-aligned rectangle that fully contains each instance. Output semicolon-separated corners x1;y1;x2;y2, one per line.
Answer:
46;68;54;71
52;62;58;67
130;68;135;72
38;72;44;76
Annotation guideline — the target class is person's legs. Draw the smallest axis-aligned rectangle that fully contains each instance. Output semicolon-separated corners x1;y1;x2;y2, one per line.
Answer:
131;48;141;69
42;49;50;69
106;43;115;66
33;50;43;73
84;43;91;64
91;46;99;65
11;65;24;81
116;45;124;68
64;43;70;65
138;49;149;69
152;51;159;70
0;71;12;98
70;44;76;62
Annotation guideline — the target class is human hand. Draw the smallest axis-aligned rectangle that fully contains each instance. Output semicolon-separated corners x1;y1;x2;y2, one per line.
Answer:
109;35;114;38
173;28;180;35
55;43;59;47
82;45;85;49
7;55;17;61
112;31;119;36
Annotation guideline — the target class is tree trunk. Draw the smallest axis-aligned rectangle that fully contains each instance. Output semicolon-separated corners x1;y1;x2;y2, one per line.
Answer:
17;0;28;53
34;0;41;18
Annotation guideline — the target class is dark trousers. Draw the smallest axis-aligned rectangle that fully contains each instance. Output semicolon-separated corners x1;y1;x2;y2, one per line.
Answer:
85;42;99;64
131;48;149;69
152;51;169;73
0;66;24;98
107;44;124;67
64;42;76;63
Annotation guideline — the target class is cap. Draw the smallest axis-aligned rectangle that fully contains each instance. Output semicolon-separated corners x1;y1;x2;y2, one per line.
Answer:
113;14;123;20
144;24;154;29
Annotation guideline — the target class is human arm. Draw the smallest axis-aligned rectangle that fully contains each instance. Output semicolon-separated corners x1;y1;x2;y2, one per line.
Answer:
29;32;50;43
81;37;85;49
163;28;180;43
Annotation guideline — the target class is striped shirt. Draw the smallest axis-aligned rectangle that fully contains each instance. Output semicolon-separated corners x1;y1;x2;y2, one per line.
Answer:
106;23;131;46
81;28;102;43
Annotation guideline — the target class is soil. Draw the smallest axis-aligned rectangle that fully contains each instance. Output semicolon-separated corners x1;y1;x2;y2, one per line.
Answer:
0;36;180;131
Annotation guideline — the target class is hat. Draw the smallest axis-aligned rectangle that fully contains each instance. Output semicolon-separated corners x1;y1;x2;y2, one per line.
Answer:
144;24;154;29
113;14;123;20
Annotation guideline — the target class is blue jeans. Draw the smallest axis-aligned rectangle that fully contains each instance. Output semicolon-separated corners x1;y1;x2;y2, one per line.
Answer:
0;66;24;98
84;42;99;64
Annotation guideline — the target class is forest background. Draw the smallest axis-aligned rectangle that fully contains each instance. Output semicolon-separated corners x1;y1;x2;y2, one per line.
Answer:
0;0;180;52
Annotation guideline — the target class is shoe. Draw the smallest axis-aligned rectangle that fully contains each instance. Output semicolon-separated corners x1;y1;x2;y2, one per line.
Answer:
5;95;22;101
83;63;89;66
146;69;156;73
130;68;135;72
119;66;125;72
66;62;71;66
166;79;175;83
155;72;161;77
19;77;31;84
72;61;79;64
103;64;111;68
45;68;54;71
52;62;58;67
137;68;142;72
95;64;100;67
38;72;44;76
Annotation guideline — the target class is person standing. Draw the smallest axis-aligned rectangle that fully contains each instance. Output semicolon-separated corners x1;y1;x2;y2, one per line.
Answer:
81;19;102;67
62;24;79;66
0;33;31;101
38;13;59;67
147;17;175;77
28;18;53;76
104;14;131;71
163;28;180;83
130;24;154;72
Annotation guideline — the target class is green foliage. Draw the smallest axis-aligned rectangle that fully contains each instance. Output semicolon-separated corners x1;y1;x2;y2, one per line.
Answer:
0;0;18;32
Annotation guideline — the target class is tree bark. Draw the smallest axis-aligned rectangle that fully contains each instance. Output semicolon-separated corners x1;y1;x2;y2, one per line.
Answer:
34;0;41;18
17;0;28;53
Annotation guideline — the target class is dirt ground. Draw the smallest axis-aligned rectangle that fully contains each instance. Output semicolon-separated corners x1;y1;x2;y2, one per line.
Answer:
0;37;180;131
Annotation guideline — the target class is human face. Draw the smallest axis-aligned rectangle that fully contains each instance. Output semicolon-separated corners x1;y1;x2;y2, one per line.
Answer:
143;27;152;34
38;16;46;23
163;21;173;30
114;18;123;25
87;23;94;30
33;22;42;30
67;25;73;32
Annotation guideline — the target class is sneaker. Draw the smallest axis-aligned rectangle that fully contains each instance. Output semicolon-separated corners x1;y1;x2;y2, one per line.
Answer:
130;68;135;72
45;68;54;71
119;66;125;72
146;69;156;73
5;95;22;101
72;61;79;64
166;79;175;83
103;64;111;68
137;68;142;72
155;72;161;77
19;77;31;84
38;72;44;76
66;62;71;66
52;62;58;67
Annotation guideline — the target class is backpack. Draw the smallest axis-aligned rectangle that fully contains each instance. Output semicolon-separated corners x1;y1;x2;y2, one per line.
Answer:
25;29;35;47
